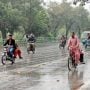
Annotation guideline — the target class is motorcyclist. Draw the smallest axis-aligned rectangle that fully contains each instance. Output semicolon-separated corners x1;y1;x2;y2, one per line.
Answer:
59;35;66;48
27;33;36;53
85;33;90;48
4;34;16;59
87;33;90;39
27;33;36;43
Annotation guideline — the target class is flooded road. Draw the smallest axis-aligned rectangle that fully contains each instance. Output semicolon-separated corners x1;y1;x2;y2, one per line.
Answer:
0;43;89;90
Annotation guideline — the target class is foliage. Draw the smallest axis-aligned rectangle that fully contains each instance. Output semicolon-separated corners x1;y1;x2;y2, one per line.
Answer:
0;0;49;39
47;1;90;38
0;0;89;40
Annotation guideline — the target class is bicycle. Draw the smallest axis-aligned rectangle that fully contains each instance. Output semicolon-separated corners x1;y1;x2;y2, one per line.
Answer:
68;51;77;71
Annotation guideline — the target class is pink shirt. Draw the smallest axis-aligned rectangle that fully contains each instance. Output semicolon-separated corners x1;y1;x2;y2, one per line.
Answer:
68;35;81;61
68;36;80;49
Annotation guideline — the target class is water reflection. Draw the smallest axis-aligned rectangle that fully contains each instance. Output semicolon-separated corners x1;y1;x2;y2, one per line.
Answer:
68;70;84;90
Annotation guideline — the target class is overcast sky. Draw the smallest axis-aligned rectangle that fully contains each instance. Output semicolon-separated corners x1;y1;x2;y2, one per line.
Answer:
44;0;90;12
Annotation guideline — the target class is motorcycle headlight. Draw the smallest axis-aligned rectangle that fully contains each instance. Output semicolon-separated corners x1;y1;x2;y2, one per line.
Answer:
2;53;4;56
3;47;7;51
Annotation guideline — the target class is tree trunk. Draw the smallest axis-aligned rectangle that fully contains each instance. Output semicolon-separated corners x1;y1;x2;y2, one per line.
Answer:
66;29;69;39
65;24;69;39
78;26;81;39
1;29;6;39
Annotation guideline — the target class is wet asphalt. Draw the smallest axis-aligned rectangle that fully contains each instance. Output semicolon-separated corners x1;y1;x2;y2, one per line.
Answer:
0;43;89;90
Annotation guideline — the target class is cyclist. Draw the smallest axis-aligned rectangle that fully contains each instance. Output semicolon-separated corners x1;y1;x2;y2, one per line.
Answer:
68;32;81;65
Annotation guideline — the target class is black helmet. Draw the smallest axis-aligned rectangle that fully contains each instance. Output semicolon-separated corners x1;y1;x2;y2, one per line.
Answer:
8;33;12;36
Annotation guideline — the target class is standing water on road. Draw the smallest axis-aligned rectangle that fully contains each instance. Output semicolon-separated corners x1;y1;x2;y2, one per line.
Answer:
0;43;89;90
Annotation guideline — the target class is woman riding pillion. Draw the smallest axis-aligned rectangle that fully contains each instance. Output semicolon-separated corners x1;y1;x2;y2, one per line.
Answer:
67;32;84;65
14;43;23;59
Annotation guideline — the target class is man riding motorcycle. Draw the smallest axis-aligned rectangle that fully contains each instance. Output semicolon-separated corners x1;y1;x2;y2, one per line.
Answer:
27;33;36;54
59;35;66;49
4;34;16;63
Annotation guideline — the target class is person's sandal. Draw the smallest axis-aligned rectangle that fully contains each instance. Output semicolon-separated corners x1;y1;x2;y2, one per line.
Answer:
81;62;85;64
19;57;23;59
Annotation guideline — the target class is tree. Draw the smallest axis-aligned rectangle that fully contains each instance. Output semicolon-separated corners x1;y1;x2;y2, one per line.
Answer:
73;0;90;6
0;1;26;39
47;1;89;38
24;0;49;37
48;2;74;37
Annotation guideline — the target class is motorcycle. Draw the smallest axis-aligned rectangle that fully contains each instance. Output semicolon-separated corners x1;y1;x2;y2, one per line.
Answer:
59;40;66;49
27;42;35;54
1;46;15;65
